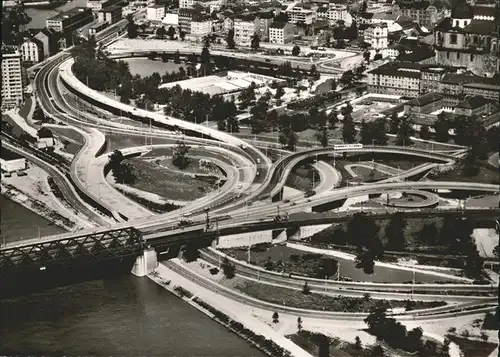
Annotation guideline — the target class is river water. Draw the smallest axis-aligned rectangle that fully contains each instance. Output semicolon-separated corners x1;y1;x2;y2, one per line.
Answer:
0;197;265;356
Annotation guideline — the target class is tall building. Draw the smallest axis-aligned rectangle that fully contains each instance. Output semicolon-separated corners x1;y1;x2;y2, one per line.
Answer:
234;15;260;44
1;47;24;110
20;38;44;64
46;7;93;33
434;0;500;77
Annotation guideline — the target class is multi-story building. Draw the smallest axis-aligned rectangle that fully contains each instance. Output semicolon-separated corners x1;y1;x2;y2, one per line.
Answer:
1;47;23;110
234;15;260;44
46;7;93;33
20;38;44;64
87;0;120;11
286;3;315;24
434;0;500;77
257;11;274;41
392;0;451;28
190;14;212;35
97;4;122;24
268;22;295;44
224;17;234;31
179;8;196;34
454;95;493;116
404;92;444;115
327;1;352;26
419;66;452;94
364;23;388;49
147;4;165;21
367;62;422;97
34;28;59;58
179;0;194;8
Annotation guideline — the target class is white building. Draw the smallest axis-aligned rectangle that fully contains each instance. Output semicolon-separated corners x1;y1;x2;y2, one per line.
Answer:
286;4;315;24
364;23;388;49
0;150;27;173
327;2;352;26
224;17;234;31
87;0;108;11
268;22;295;44
179;0;194;8
234;16;259;44
1;48;23;110
20;39;43;63
162;13;179;26
147;4;165;21
191;17;212;35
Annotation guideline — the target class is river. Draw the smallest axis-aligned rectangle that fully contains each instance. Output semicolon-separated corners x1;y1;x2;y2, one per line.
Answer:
0;196;265;356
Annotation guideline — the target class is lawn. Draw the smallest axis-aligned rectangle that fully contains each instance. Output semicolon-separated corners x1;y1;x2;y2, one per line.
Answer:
124;157;217;201
122;58;183;77
224;244;457;283
286;165;315;191
234;281;444;312
349;165;389;182
49;126;85;145
429;165;500;185
447;335;498;357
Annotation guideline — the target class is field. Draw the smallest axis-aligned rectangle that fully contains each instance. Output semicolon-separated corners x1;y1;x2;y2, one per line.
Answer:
124;157;217;201
429;164;499;185
18;97;32;120
348;165;389;182
49;126;85;154
234;281;444;312
447;335;498;357
224;245;457;283
122;58;183;77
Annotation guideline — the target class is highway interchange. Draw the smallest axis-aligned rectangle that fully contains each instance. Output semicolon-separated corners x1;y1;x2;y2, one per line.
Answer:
2;22;499;356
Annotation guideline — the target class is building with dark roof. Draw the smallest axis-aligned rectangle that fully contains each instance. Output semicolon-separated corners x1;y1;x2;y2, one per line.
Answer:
269;22;295;44
455;94;493;115
392;0;452;27
404;93;444;115
367;62;422;96
434;2;500;76
46;7;93;33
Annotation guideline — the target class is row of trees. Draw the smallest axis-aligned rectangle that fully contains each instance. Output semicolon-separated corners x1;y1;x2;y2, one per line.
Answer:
365;308;451;357
108;150;136;184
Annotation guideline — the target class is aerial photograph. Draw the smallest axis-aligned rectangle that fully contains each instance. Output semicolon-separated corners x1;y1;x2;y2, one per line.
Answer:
0;0;499;355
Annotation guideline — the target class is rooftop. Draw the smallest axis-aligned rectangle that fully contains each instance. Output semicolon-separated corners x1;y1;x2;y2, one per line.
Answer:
457;95;490;109
269;21;288;29
368;62;423;79
451;0;474;18
407;93;443;107
0;148;24;161
101;4;122;12
48;7;89;21
463;19;496;34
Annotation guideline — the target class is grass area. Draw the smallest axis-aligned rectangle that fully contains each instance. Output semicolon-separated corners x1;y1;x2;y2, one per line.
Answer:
18;97;32;120
2;114;33;138
234;280;445;312
123;58;183;77
429;165;500;185
447;335;498;357
287;165;315;191
124;158;217;201
105;133;175;151
49;126;85;146
350;165;388;182
223;245;457;283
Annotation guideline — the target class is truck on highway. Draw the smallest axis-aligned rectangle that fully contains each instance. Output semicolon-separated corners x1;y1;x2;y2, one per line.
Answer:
304;190;316;198
386;307;406;315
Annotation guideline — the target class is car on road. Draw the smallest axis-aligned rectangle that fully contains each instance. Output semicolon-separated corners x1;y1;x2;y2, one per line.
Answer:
283;199;290;203
237;184;243;189
265;59;271;62
290;202;296;206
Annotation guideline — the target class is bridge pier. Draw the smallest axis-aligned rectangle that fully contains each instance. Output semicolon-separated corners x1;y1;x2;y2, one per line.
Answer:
131;247;158;277
271;188;284;202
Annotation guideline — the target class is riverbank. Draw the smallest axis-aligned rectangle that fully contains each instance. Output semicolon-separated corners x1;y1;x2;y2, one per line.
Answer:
1;165;94;235
148;261;313;357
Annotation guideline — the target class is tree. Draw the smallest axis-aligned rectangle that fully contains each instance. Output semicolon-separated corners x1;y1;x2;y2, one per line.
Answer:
221;257;235;279
174;50;181;64
272;311;279;323
275;86;285;100
389;113;401;134
279;125;298;151
108;150;135;184
363;50;370;63
182;244;199;262
373;50;382;61
172;141;191;169
126;15;138;39
340;70;355;87
360;119;388;145
355;252;375;274
433;113;450;142
156;26;167;39
302;281;311;294
310;64;320;80
465;244;484;278
319;258;338;279
415;222;438;246
250;33;260;50
385;212;407;251
493;245;499;259
179;30;186;41
354;336;362;350
396;116;414;146
225;28;236;49
371;345;384;357
167;25;176;40
342;118;357;144
201;46;211;75
297;317;303;331
315;126;329;147
32;105;47;122
419;124;430;140
292;45;301;56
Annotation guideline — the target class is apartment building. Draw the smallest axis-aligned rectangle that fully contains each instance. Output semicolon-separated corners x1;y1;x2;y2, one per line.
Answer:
98;4;123;24
46;7;93;33
87;0;120;11
363;23;388;49
234;15;260;44
257;11;274;41
268;22;295;44
392;0;450;28
327;1;352;26
179;8;196;34
286;3;315;24
191;14;212;35
179;0;194;8
1;47;24;110
367;62;422;97
20;38;44;63
147;4;165;21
